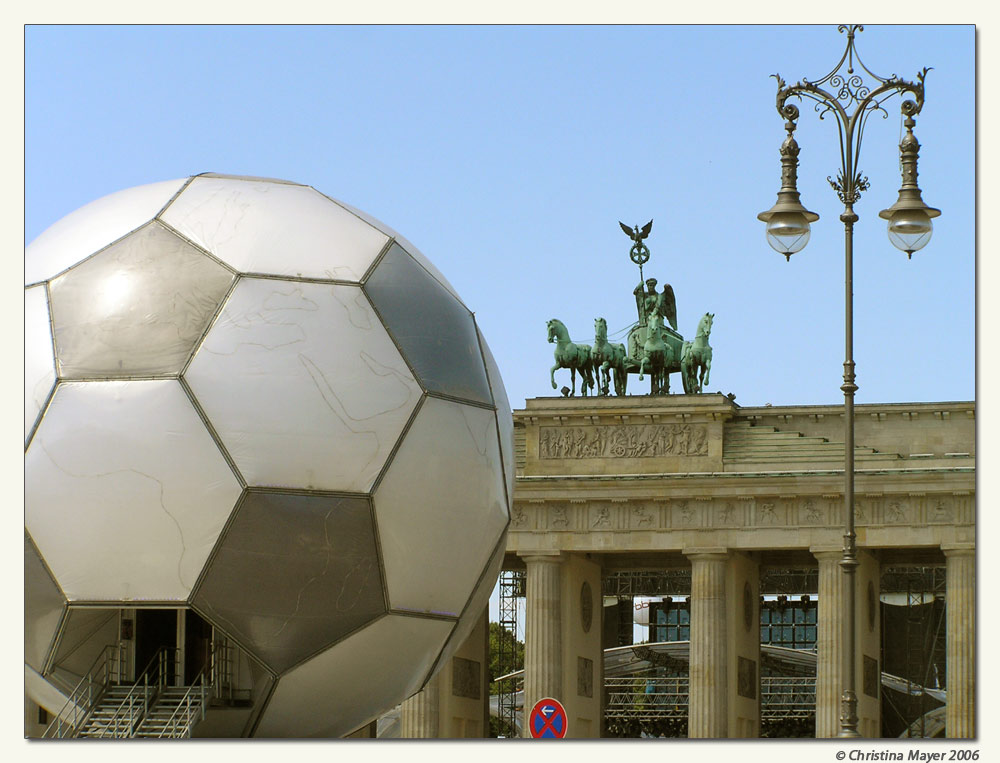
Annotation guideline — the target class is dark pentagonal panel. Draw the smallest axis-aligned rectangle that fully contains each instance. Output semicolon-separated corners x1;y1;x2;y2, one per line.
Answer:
194;491;385;674
364;243;493;406
49;608;119;691
476;324;515;513
24;534;65;673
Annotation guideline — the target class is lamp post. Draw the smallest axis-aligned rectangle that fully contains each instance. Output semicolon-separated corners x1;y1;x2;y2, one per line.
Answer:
758;25;939;738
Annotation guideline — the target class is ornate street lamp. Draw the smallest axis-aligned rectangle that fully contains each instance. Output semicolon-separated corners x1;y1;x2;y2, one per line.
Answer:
758;25;939;737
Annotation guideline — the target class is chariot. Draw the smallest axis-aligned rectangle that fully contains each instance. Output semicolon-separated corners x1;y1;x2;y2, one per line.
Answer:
547;220;713;397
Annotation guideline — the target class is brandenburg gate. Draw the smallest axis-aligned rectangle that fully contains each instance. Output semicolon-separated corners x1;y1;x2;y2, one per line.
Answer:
505;392;974;737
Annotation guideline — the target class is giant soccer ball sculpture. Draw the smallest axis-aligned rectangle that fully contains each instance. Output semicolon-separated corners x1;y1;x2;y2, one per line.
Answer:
24;174;512;737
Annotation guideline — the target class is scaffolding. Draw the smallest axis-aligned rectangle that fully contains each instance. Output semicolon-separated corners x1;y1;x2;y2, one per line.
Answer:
496;569;524;737
881;566;947;738
488;564;948;738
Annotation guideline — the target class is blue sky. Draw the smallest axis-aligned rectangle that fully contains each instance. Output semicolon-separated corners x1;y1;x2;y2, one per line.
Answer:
25;24;975;415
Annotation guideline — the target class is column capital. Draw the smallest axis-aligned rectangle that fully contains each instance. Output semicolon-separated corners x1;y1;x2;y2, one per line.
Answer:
810;547;844;561
683;547;729;562
941;544;975;557
519;551;565;564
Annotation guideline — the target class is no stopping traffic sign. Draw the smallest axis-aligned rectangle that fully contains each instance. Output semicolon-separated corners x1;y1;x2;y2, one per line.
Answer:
528;697;568;738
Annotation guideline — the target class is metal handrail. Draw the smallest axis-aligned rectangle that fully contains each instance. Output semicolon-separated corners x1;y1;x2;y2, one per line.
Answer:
93;646;177;738
41;642;127;738
210;637;252;705
156;672;208;738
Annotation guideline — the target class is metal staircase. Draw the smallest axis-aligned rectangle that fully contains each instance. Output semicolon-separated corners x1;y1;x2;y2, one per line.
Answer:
75;684;141;738
41;643;128;738
45;646;208;739
132;683;208;738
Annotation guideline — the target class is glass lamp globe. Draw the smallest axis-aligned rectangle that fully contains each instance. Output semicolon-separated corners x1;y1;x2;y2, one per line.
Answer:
765;211;812;260
886;207;933;258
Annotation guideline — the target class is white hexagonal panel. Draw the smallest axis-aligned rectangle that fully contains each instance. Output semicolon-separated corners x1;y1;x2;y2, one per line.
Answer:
255;614;452;738
48;222;236;379
435;534;506;670
186;278;423;492
25;178;188;285
25;380;242;602
24;285;55;443
374;397;508;616
160;177;389;281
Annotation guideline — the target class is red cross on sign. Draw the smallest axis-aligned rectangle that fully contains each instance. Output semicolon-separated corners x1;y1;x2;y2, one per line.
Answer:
528;697;568;738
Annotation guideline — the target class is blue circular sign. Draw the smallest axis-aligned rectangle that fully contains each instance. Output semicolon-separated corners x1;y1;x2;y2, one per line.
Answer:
528;697;568;738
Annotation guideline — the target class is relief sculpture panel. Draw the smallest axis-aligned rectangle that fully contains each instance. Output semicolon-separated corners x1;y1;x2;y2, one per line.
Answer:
539;423;708;459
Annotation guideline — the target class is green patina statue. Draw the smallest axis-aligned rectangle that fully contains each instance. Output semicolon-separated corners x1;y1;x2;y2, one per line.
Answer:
547;318;595;397
545;221;715;397
592;317;628;396
680;312;714;394
633;277;678;332
638;311;672;394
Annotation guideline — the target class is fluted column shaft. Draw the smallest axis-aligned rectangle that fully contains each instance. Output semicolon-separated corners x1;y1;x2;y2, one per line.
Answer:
814;550;844;738
687;551;728;738
944;547;975;738
522;553;563;736
400;672;441;738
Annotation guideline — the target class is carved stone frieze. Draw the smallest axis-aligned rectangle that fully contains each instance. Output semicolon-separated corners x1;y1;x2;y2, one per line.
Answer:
885;500;908;524
451;657;481;700
509;491;969;535
577;656;594;698
538;423;708;459
675;500;698;526
756;502;779;525
863;655;880;699
802;499;822;524
511;505;529;529
591;505;613;529
928;499;951;523
717;502;737;526
631;504;654;529
550;505;570;529
737;656;757;700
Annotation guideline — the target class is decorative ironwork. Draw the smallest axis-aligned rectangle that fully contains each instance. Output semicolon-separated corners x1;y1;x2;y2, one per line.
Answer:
765;26;937;738
772;24;930;208
828;170;870;205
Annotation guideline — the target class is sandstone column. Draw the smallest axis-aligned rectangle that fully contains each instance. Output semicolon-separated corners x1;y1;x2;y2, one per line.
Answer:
399;671;441;738
686;549;729;738
521;552;563;736
943;546;975;738
813;548;844;738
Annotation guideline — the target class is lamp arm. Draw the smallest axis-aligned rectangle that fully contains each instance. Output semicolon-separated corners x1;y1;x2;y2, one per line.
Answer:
772;69;929;207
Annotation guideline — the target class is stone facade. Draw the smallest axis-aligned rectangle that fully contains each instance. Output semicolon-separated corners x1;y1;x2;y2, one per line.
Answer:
507;394;974;739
